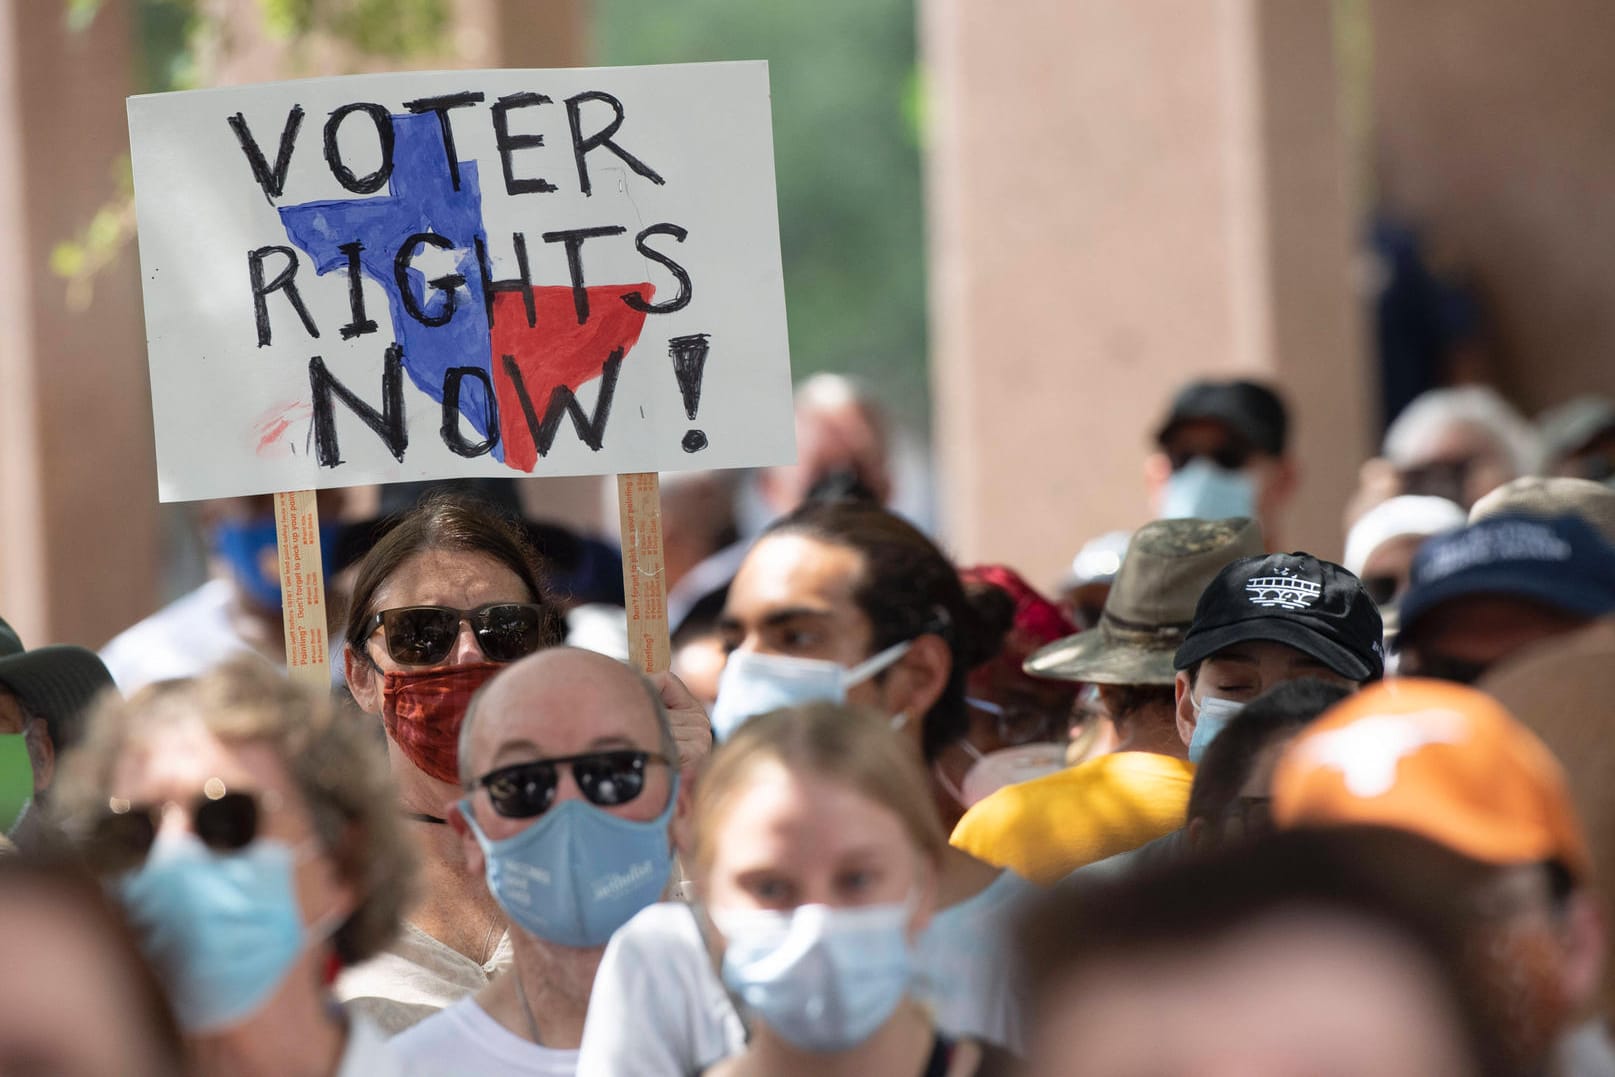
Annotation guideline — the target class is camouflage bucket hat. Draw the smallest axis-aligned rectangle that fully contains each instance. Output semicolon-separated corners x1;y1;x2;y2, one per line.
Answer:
1025;517;1265;685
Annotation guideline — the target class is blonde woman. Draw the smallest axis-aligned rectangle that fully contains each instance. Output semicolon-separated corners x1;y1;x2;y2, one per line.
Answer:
51;658;421;1076
689;702;1016;1077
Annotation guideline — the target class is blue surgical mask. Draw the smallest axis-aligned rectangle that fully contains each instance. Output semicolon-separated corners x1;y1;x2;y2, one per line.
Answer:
1160;458;1257;521
713;900;915;1053
463;775;678;949
709;641;912;743
118;833;309;1032
1188;692;1245;763
211;518;341;611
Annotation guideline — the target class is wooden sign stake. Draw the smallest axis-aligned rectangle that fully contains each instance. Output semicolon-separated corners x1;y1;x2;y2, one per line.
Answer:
616;472;671;674
273;489;330;689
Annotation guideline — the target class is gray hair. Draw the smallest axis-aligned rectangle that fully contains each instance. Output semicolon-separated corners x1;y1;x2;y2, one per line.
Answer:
458;659;675;790
1383;386;1543;478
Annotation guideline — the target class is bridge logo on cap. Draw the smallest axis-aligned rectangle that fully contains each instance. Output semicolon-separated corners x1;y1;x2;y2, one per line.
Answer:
1245;568;1321;610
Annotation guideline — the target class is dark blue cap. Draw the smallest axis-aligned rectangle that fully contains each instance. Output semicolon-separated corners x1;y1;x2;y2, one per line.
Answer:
1398;513;1615;640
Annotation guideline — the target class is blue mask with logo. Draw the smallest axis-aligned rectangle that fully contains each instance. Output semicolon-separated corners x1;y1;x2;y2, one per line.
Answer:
1160;458;1258;522
1188;693;1246;763
463;775;678;948
211;518;341;612
118;834;309;1032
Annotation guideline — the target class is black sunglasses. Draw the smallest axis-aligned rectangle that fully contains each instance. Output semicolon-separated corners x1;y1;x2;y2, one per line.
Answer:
367;603;547;666
478;750;671;819
85;786;276;874
1167;442;1253;473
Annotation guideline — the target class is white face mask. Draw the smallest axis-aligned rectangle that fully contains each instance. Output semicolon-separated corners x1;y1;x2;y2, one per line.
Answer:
709;641;912;742
936;734;1069;808
1187;691;1246;763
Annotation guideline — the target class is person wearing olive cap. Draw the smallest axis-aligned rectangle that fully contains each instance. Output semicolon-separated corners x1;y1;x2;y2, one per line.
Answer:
1173;552;1384;766
0;615;116;851
1274;679;1610;1077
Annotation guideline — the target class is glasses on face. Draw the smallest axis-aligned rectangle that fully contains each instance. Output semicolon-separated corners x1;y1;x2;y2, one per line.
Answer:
478;750;672;819
1167;442;1253;473
1362;574;1403;607
84;782;280;874
967;697;1067;746
367;603;547;666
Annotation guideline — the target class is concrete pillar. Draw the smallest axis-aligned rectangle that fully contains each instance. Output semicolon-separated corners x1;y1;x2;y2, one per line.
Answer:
923;0;1370;588
0;4;157;647
1370;0;1615;413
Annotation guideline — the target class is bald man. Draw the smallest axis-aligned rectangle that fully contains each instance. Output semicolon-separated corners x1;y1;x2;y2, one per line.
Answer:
394;648;689;1074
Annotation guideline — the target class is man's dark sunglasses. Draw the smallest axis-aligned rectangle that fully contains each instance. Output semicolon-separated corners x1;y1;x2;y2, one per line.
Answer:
1167;442;1253;473
367;603;547;666
85;788;273;874
478;750;671;819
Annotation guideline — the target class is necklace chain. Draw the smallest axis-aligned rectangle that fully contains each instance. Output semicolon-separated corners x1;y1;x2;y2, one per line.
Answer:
513;967;543;1045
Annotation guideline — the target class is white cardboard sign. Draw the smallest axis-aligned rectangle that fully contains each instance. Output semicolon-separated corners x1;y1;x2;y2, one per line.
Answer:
127;62;795;502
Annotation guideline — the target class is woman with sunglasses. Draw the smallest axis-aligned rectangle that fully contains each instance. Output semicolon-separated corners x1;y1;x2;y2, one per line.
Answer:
51;658;417;1076
689;702;1015;1077
580;503;1034;1075
337;491;566;1032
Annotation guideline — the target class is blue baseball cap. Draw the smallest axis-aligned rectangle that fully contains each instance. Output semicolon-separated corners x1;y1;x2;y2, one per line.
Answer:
1397;513;1615;642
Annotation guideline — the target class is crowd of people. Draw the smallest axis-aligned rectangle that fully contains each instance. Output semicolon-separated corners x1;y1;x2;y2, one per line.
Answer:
6;373;1615;1076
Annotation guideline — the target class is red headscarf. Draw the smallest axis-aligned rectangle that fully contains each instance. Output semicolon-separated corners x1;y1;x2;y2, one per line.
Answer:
958;564;1078;691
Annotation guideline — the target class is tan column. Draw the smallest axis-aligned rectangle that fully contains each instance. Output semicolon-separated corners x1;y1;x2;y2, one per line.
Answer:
924;0;1370;588
0;4;156;647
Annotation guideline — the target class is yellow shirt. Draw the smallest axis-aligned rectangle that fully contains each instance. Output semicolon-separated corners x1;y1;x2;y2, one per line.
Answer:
950;752;1195;885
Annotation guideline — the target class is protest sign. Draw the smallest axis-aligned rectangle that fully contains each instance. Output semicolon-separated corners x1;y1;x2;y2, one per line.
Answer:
127;63;797;674
127;62;793;500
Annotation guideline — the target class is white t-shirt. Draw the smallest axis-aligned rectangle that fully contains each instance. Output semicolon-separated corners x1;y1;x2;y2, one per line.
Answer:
338;1013;439;1077
390;996;578;1077
574;870;1036;1076
337;922;514;1036
100;580;264;693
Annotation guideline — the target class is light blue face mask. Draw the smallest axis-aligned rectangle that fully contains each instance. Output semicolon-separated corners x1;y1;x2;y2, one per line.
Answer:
713;900;915;1053
708;641;912;743
1187;692;1246;763
118;833;309;1032
1160;458;1258;521
463;774;678;949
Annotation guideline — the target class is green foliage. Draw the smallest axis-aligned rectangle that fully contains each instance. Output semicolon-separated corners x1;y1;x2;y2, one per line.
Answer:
593;0;929;427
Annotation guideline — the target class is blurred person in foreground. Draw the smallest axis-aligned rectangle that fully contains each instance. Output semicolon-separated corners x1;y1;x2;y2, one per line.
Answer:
51;658;420;1075
0;615;116;852
392;648;685;1072
1394;513;1615;685
938;566;1082;811
336;492;711;1031
1350;384;1541;520
1275;679;1609;1075
585;502;1033;1068
1484;618;1615;1060
1145;378;1296;544
675;703;1015;1075
1171;552;1383;764
0;856;183;1077
1020;828;1521;1077
100;490;349;693
951;518;1263;884
1341;494;1466;641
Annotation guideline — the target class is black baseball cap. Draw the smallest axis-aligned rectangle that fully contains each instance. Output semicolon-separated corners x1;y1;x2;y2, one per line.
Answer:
1156;380;1289;458
1173;553;1385;681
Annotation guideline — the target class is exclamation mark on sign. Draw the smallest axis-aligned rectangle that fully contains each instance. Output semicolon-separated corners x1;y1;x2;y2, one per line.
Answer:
671;333;712;453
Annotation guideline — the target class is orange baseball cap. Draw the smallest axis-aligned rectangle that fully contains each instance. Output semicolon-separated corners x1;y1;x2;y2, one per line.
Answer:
1272;678;1591;880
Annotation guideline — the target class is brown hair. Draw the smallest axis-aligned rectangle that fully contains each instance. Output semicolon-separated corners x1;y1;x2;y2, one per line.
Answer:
763;501;990;760
690;701;948;877
343;490;565;667
51;658;417;966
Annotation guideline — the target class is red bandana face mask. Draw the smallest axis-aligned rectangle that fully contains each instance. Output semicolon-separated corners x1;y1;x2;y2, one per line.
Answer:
380;663;504;785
